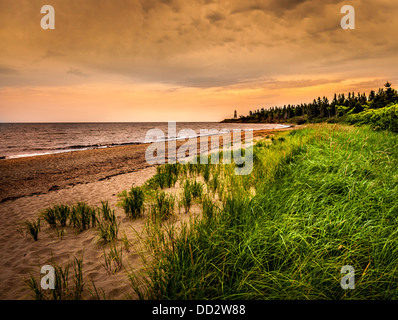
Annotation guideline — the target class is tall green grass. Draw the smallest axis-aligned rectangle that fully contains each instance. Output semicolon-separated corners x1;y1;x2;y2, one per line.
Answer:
70;202;98;232
145;164;181;189
201;194;219;221
40;204;71;229
117;186;145;219
180;179;204;213
131;124;398;300
97;219;119;244
150;191;176;222
181;180;193;213
97;200;119;244
37;201;116;239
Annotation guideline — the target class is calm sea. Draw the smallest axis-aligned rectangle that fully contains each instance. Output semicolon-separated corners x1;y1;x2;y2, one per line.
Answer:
0;122;289;159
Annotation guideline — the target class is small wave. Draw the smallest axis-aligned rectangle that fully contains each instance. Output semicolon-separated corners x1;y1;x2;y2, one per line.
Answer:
62;141;142;150
66;144;103;150
108;142;142;147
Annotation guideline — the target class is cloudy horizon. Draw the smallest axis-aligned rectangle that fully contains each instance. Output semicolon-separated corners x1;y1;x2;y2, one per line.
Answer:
1;0;397;122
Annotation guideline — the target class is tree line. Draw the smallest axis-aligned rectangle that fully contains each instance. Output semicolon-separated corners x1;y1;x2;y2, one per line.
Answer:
227;82;398;124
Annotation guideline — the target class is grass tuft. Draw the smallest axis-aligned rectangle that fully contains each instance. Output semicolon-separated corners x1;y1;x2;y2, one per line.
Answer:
117;186;145;220
25;218;41;241
70;202;97;233
102;244;123;274
150;191;175;222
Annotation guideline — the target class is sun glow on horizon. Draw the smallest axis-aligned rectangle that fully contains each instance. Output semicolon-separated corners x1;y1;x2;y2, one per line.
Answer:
1;0;397;122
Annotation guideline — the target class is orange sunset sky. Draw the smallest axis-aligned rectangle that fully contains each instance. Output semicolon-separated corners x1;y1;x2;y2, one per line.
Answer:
0;0;397;122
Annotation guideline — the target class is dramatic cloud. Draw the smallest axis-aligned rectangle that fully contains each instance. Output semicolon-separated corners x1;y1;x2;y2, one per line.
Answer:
0;0;397;121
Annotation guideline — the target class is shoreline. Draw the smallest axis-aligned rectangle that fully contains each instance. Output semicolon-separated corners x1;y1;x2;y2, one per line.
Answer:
0;126;295;203
0;125;292;161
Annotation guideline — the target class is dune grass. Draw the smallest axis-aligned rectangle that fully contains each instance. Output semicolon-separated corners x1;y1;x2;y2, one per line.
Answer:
40;204;71;229
130;124;398;300
150;191;176;223
38;202;98;236
97;200;119;244
102;244;123;275
27;256;84;300
31;201;117;242
25;218;41;241
70;202;98;232
97;216;119;244
145;164;180;189
117;186;145;220
181;180;193;213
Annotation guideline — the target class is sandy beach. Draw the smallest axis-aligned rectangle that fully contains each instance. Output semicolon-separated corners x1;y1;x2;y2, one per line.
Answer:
0;127;293;300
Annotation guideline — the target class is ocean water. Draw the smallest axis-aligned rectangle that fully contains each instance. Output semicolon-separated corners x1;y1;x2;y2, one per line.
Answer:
0;122;289;159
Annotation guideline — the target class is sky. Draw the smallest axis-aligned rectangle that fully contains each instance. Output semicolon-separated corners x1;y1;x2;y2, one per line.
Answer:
0;0;397;122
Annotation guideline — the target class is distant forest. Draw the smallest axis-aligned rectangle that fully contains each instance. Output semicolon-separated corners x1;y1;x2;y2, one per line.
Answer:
223;82;398;125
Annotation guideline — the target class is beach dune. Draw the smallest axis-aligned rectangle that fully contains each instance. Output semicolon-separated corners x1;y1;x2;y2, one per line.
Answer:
0;127;293;299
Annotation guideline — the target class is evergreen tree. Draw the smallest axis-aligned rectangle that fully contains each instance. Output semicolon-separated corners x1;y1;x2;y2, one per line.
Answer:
238;83;395;123
385;82;398;105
